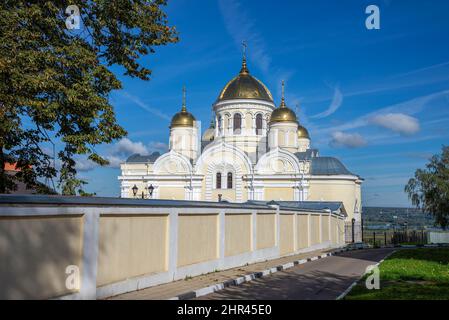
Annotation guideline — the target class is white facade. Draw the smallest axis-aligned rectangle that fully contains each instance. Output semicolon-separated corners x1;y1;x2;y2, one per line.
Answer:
119;59;363;222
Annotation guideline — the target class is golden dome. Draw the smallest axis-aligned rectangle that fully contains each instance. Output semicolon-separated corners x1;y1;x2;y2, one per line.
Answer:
216;58;273;103
170;87;196;128
269;81;297;124
297;125;310;139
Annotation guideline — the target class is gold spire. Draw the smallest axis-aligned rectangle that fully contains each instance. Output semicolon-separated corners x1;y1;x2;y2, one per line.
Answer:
280;80;286;107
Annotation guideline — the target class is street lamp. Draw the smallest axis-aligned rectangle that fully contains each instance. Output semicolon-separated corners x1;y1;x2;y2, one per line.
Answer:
132;184;138;198
148;184;154;198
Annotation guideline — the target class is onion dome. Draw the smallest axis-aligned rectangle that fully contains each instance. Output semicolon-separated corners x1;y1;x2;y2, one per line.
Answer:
269;81;297;123
297;125;310;139
202;118;215;142
170;86;196;128
216;57;273;103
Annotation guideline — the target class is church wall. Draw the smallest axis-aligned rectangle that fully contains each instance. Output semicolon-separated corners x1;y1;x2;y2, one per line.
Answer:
256;213;276;250
296;214;309;249
211;189;236;202
279;214;295;255
308;179;358;221
177;214;218;267
225;214;252;257
97;215;168;287
159;187;185;200
264;187;294;201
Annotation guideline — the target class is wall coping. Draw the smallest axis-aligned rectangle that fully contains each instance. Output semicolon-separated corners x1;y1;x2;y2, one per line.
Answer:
0;194;344;215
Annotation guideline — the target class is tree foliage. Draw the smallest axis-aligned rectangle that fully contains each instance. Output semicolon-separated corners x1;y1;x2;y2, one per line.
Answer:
405;146;449;228
0;0;178;194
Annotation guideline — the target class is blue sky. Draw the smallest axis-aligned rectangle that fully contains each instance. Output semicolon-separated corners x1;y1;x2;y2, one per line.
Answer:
71;0;449;207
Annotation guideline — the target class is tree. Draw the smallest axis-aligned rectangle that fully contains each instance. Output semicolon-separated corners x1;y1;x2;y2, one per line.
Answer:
0;1;178;194
405;146;449;228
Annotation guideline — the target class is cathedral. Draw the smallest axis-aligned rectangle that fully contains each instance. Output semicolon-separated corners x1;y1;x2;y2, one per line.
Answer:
118;57;363;223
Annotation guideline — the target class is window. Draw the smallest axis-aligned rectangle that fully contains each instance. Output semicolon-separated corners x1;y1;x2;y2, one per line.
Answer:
227;172;233;189
216;172;222;189
218;116;222;132
233;113;242;134
256;114;263;135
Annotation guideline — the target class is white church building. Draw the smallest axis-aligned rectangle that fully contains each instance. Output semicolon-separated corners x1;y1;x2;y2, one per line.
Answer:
118;57;363;223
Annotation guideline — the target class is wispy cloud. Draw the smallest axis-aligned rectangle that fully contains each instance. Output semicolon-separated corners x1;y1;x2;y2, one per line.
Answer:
311;86;343;119
121;92;171;121
218;0;271;74
317;89;449;134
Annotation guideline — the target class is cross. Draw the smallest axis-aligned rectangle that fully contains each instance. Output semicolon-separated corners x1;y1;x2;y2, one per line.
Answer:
182;85;186;110
242;40;247;59
281;80;285;99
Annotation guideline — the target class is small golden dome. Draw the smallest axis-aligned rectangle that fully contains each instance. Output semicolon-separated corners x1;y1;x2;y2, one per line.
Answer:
170;87;196;128
216;58;273;103
269;81;297;124
202;119;215;141
297;125;310;139
170;110;195;128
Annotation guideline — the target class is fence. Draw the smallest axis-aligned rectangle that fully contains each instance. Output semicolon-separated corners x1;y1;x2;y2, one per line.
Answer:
0;195;346;300
363;229;428;247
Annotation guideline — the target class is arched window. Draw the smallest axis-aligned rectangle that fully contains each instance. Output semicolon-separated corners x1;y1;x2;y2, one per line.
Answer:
233;113;242;134
227;172;233;189
256;114;263;135
218;116;222;132
216;172;222;189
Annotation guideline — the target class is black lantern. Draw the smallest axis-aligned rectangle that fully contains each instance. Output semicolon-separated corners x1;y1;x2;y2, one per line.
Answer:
148;184;154;197
132;184;138;197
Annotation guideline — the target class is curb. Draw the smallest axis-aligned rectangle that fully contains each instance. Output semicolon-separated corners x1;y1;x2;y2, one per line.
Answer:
168;249;347;300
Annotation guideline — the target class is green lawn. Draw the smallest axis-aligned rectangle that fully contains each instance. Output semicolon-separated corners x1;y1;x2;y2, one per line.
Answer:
345;248;449;300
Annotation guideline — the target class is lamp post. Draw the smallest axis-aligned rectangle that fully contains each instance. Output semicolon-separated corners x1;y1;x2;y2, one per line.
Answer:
132;184;138;198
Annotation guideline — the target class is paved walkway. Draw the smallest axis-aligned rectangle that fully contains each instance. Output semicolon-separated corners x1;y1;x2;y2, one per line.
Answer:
196;248;395;300
109;248;337;300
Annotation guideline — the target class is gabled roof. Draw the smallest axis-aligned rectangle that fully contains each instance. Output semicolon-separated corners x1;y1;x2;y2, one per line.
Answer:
125;152;161;164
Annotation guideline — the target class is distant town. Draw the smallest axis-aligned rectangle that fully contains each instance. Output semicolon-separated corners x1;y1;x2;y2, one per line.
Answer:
363;207;437;230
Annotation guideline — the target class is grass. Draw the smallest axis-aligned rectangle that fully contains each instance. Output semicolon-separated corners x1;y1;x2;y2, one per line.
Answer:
345;248;449;300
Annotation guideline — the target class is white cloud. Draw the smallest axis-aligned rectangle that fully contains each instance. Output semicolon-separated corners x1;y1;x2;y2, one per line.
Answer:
311;86;343;119
369;113;420;135
329;131;367;148
75;159;97;172
74;138;167;171
148;141;168;153
110;138;149;156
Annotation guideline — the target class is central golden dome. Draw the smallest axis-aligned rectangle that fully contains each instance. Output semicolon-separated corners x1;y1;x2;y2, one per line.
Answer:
216;58;273;103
